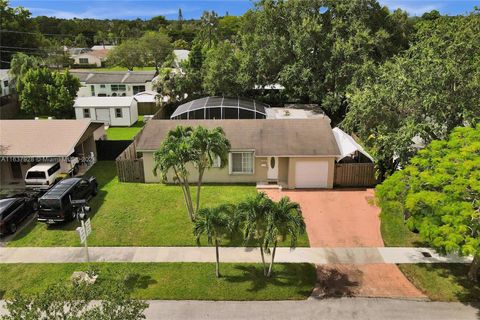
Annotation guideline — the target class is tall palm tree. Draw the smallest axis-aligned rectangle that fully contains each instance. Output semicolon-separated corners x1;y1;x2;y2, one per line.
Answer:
194;204;234;277
264;196;306;277
191;126;231;213
236;192;273;275
153;125;196;221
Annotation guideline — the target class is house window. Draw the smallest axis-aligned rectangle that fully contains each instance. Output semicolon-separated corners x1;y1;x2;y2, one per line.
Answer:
83;108;90;118
111;84;126;91
3;80;8;87
79;58;89;64
90;85;95;96
133;85;146;95
115;108;122;118
100;84;106;88
230;152;254;174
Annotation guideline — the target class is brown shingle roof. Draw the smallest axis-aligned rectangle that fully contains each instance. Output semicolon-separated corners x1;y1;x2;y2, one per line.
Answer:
135;119;340;156
0;119;101;157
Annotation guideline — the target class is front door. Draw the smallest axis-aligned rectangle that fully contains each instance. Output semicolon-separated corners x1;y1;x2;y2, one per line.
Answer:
267;157;279;181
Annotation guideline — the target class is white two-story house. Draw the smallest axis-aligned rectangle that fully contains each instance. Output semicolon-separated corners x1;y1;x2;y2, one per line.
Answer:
71;71;157;97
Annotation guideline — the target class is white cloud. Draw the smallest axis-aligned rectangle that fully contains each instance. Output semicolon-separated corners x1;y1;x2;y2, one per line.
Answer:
28;6;182;19
379;0;443;16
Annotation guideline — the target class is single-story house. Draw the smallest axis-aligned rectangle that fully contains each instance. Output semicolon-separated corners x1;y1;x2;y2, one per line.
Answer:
73;49;109;67
74;96;139;126
71;71;157;97
0;119;104;186
135;119;341;189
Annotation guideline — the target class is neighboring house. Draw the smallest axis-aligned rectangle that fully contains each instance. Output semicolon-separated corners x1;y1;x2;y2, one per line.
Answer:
73;49;109;67
0;119;104;186
172;49;190;69
135;119;341;189
91;45;116;51
170;97;330;121
71;71;157;97
0;69;11;97
67;47;90;56
74;96;139;126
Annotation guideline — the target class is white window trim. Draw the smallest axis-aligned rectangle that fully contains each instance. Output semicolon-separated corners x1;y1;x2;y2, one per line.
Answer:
83;108;90;118
115;108;123;118
229;150;255;175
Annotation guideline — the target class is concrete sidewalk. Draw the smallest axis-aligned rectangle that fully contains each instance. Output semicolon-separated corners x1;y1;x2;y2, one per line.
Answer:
0;246;472;264
1;298;479;320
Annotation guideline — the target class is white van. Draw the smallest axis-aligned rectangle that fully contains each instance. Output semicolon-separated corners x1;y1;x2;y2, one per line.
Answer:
25;162;61;190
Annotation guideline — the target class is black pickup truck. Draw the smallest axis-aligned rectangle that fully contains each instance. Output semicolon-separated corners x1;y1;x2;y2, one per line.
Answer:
38;177;98;224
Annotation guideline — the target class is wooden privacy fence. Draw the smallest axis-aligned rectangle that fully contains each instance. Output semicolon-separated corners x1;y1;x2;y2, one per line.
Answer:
115;142;145;183
334;163;377;187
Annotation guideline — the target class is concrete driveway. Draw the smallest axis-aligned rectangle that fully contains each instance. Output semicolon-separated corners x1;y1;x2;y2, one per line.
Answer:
263;188;426;299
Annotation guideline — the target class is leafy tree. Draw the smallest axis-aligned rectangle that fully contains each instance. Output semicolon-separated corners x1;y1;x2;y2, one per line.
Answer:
153;126;196;221
194;204;235;277
202;41;241;96
107;39;146;70
1;281;148;320
42;39;73;70
17;68;80;117
9;52;40;87
199;10;219;48
173;39;190;50
376;125;480;281
237;192;273;275
0;0;43;68
344;11;480;178
191;126;231;213
140;31;173;72
264;196;305;277
74;33;89;47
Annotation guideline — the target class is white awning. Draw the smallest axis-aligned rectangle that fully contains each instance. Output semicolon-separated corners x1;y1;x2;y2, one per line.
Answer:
332;127;374;162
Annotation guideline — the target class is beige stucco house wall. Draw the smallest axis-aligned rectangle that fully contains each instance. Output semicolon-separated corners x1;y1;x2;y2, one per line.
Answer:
143;152;268;184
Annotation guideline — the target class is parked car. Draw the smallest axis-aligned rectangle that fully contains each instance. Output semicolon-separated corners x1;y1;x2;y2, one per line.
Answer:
38;177;98;224
0;196;38;235
25;162;62;190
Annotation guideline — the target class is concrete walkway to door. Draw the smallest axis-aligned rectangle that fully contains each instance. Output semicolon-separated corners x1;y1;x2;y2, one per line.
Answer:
262;188;428;299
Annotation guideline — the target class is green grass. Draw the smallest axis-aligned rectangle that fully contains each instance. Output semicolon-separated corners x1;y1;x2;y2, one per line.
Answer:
106;116;144;140
398;264;480;302
379;201;424;247
0;263;316;300
9;162;310;247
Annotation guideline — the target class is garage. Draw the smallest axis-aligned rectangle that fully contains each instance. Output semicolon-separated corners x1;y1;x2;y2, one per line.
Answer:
295;160;329;188
95;108;110;124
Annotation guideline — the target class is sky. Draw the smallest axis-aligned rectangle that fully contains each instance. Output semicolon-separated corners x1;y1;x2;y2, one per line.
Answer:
10;0;479;20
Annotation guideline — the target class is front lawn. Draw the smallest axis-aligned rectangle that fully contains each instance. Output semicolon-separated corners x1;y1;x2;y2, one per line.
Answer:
106;116;144;140
379;200;424;247
0;262;316;300
398;264;480;302
9;162;309;247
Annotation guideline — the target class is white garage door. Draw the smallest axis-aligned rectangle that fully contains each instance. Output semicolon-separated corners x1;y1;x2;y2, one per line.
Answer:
295;160;329;188
95;108;110;124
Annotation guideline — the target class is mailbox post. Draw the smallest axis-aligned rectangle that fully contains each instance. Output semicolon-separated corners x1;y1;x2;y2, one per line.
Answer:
72;200;92;263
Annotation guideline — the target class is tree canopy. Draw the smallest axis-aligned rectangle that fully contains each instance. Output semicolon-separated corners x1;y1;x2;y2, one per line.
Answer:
376;125;480;281
343;11;480;177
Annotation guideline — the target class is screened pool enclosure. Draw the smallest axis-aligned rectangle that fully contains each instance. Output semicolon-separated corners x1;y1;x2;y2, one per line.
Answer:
170;96;268;120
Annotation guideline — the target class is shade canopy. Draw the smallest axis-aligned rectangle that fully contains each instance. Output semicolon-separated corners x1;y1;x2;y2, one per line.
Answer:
170;96;268;120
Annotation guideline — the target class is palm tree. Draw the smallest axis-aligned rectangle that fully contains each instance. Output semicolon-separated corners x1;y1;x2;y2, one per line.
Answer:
194;204;235;277
153;125;196;221
191;126;231;213
236;192;273;275
264;196;306;277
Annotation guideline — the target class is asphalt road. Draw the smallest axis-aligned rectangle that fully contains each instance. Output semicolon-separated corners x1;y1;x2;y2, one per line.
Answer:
141;298;480;320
